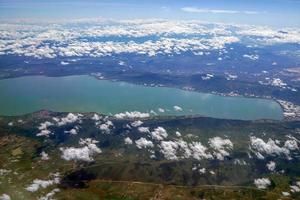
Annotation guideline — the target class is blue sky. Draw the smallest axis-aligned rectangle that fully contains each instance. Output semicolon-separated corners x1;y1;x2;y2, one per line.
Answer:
0;0;300;27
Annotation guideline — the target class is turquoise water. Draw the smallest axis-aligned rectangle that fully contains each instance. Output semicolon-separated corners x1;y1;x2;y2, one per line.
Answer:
0;75;283;120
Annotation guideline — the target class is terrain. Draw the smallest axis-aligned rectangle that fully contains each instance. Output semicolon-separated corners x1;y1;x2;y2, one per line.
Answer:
0;110;300;199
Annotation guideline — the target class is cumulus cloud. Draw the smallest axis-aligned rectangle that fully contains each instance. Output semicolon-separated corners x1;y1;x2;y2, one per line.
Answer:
0;194;10;200
158;108;165;113
26;173;60;192
135;137;154;149
151;127;168;140
175;131;181;137
254;178;271;189
189;142;213;160
60;138;101;162
266;161;276;171
41;151;49;161
124;137;133;145
159;141;179;160
115;111;150;119
243;54;259;60
37;121;54;137
131;120;143;127
38;188;60;200
98;120;114;133
64;127;79;135
250;136;298;159
208;137;233;160
1;19;299;61
55;113;81;126
38;121;53;130
173;106;183;112
181;7;260;15
138;126;150;133
91;113;101;121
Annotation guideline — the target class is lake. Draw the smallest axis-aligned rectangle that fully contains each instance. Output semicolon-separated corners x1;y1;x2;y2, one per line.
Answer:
0;75;283;120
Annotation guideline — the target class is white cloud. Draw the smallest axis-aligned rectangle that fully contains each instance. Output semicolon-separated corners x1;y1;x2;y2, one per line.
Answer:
158;108;165;113
290;185;300;193
175;131;181;137
115;111;150;119
208;137;233;160
91;113;101;121
135;137;154;149
254;178;271;189
60;61;69;65
266;161;276;171
151;127;168;140
173;106;183;112
138;126;150;133
124;137;133;145
250;136;298;159
56;113;80;126
26;173;60;192
38;121;53;130
159;141;179;160
243;54;259;60
36;129;53;137
131;120;143;127
64;128;78;135
284;139;299;151
189;142;213;160
0;194;10;200
282;192;290;196
1;19;299;61
60;138;101;162
41;151;49;161
37;121;54;137
38;188;60;200
98;120;113;133
181;7;260;15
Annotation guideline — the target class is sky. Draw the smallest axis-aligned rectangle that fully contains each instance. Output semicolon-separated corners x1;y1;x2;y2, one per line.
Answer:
0;0;300;27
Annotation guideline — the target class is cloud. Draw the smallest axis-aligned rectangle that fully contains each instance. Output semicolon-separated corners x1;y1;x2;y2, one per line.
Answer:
40;151;49;161
189;142;213;160
36;129;53;137
135;137;154;149
60;61;69;65
158;108;165;113
175;131;181;137
254;178;271;189
151;127;168;140
131;120;143;127
60;138;101;162
266;161;276;171
97;120;114;133
54;113;81;126
243;54;259;60
250;136;298;159
181;7;260;15
173;106;183;112
138;126;150;133
37;121;54;137
208;137;233;160
1;19;299;61
160;141;179;160
124;137;133;145
37;188;60;200
38;121;53;130
91;113;101;121
26;173;60;192
114;111;150;119
64;128;78;135
0;194;10;200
